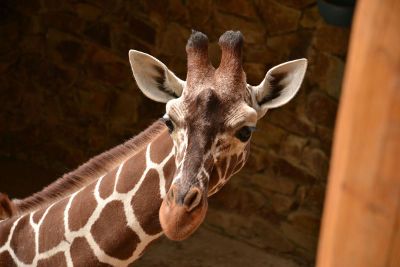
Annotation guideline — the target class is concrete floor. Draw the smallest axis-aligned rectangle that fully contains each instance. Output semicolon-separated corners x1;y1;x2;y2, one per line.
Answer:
137;225;301;267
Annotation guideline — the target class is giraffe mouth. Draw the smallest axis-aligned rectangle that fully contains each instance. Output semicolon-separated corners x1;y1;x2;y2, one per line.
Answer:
159;185;208;241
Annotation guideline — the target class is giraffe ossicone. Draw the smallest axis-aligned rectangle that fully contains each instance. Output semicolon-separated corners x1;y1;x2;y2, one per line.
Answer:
0;30;307;266
130;30;307;241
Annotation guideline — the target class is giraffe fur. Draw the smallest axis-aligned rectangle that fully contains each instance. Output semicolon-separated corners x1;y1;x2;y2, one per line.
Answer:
0;30;307;266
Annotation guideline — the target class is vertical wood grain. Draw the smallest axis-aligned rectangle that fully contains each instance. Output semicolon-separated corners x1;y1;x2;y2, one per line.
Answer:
316;0;400;266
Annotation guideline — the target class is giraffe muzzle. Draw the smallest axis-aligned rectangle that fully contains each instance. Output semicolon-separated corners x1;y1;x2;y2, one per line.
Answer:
159;185;208;241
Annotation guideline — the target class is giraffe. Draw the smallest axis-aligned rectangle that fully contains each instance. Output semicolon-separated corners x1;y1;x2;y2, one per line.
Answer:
0;30;307;266
0;194;17;221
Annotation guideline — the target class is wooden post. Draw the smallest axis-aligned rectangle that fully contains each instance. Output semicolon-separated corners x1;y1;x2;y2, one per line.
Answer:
316;0;400;267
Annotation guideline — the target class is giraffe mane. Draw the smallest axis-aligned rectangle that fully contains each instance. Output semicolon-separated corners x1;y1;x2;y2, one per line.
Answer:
13;119;167;215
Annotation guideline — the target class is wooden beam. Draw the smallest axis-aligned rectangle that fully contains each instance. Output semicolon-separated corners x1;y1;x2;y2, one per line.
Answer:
316;0;400;267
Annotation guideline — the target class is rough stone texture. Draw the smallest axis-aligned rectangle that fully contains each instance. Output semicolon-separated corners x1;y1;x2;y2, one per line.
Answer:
257;0;302;35
0;0;350;266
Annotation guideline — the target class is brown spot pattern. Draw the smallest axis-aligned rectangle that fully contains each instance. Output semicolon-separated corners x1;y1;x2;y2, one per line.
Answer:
70;237;111;267
226;154;238;177
0;251;16;267
10;215;35;264
131;169;163;235
219;158;228;178
39;198;67;253
208;168;220;191
13;121;166;215
0;218;13;247
150;131;173;164
69;183;97;231
32;208;46;224
91;201;139;260
37;252;67;267
98;170;116;199
163;155;176;192
116;153;146;194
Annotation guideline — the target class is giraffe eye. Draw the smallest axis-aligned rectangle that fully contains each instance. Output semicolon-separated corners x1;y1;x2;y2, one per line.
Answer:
235;126;255;142
163;118;174;133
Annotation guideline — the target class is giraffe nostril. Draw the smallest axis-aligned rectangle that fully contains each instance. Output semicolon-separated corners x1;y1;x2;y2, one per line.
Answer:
167;186;176;205
183;187;202;212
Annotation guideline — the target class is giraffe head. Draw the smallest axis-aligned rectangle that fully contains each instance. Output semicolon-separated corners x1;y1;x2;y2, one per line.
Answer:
129;30;307;241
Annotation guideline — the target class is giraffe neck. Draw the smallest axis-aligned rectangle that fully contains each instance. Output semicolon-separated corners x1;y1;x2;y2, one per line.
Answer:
0;129;175;266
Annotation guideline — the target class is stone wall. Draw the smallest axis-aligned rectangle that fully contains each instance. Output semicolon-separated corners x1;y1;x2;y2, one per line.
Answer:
0;0;349;266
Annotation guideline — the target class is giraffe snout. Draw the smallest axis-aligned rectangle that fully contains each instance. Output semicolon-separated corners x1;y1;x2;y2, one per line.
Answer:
167;185;202;212
159;184;208;241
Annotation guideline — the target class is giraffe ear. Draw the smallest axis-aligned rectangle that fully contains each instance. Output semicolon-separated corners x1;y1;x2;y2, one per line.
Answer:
129;50;185;103
249;59;307;118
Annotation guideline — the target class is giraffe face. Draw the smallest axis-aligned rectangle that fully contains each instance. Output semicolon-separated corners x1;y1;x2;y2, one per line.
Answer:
165;84;257;195
129;30;307;241
157;90;257;240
